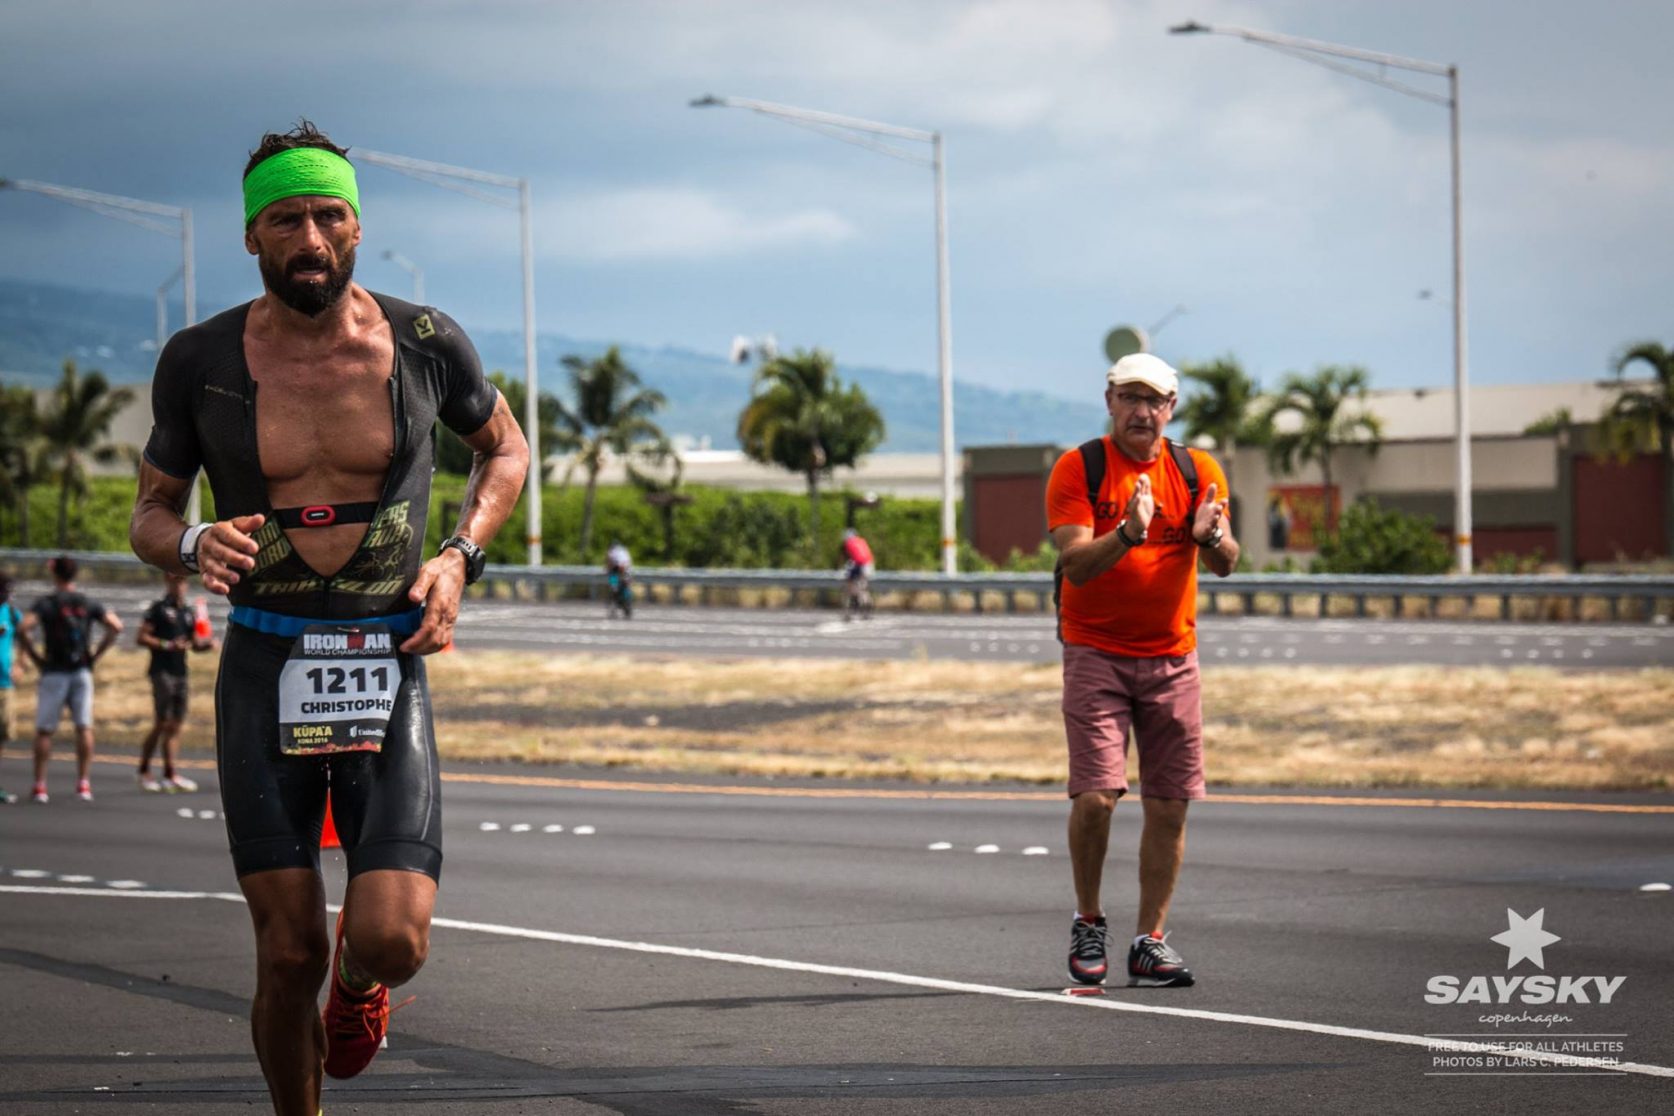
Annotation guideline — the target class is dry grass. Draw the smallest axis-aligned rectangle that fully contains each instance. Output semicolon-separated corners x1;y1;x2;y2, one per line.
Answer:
27;648;1671;793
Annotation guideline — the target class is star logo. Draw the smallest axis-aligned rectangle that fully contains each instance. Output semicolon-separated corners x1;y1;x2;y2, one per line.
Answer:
1490;908;1562;970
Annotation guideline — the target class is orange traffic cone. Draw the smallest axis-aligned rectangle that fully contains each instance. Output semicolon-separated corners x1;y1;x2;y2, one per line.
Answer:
321;794;341;849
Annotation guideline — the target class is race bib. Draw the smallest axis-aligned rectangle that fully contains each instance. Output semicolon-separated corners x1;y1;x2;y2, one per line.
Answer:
278;624;400;755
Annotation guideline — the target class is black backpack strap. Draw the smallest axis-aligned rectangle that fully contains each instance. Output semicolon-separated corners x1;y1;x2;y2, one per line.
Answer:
1167;438;1200;517
1077;438;1107;514
1055;438;1109;644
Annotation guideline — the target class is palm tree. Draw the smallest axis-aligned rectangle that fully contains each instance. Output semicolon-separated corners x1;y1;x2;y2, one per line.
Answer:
0;384;48;546
553;346;668;557
1178;355;1265;531
39;360;136;546
1259;365;1383;530
737;348;885;555
628;443;688;560
1601;341;1674;556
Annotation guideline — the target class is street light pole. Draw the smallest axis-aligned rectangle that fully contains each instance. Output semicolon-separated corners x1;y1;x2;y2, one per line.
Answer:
357;149;543;566
691;94;960;575
381;249;425;304
1170;21;1473;572
0;176;200;520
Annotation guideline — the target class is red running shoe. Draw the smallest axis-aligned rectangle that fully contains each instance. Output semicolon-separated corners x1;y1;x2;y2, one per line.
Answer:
322;912;389;1080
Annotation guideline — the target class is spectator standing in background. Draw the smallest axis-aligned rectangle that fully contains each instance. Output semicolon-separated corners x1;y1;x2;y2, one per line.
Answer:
0;573;24;804
136;572;213;792
19;556;123;803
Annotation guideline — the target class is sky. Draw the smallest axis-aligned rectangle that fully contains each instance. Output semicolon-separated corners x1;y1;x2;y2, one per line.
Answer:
2;0;1671;403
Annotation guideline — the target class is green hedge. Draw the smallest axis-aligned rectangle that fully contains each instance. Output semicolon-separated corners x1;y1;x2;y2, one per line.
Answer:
1;474;972;571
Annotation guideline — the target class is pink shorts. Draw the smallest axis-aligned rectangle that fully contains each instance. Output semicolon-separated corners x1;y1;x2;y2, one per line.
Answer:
1062;643;1206;800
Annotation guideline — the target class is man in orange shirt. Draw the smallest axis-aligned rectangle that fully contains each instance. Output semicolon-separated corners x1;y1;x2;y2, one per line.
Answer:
1046;352;1238;988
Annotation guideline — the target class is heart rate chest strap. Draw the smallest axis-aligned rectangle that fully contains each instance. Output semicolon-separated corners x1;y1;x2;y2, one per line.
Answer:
274;501;381;529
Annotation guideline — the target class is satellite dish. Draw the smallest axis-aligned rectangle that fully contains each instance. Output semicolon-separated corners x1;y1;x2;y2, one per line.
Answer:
1103;325;1149;364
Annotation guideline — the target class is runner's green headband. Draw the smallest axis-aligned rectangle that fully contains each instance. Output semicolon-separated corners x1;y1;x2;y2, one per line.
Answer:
242;148;361;226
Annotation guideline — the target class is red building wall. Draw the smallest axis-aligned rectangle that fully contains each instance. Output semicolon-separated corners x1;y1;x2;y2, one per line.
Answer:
971;474;1050;564
1573;454;1665;564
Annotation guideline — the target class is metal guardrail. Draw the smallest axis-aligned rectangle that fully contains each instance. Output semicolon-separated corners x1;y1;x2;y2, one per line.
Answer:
6;547;1671;622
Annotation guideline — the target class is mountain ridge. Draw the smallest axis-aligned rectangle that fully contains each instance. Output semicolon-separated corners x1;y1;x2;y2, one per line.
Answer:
0;277;1092;451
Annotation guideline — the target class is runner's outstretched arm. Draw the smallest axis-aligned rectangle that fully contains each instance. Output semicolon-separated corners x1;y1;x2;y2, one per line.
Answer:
400;390;528;654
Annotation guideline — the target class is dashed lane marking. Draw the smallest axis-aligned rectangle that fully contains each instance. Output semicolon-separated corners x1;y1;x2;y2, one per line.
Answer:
435;772;1674;813
3;884;1666;1079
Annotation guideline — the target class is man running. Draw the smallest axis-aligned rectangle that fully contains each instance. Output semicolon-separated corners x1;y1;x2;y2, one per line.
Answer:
129;121;528;1116
19;556;123;803
136;572;213;792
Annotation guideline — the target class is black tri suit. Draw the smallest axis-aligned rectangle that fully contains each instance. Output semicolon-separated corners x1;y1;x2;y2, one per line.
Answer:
143;294;497;880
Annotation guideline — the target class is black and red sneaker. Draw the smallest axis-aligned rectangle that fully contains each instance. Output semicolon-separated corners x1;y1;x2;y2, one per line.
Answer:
1067;916;1108;985
1127;932;1195;987
322;912;390;1079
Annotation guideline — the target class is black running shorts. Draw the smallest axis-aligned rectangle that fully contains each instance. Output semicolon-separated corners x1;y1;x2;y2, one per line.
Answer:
215;623;443;880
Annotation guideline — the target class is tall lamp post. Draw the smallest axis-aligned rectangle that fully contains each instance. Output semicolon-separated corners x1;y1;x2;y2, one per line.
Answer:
1170;21;1473;573
356;149;543;566
0;177;200;521
381;249;425;304
691;94;960;575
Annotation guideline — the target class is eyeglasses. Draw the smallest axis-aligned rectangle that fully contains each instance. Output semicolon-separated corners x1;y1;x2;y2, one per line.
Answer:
1113;391;1175;412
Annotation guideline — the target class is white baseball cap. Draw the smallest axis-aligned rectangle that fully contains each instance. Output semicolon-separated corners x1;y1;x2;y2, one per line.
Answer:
1106;353;1179;397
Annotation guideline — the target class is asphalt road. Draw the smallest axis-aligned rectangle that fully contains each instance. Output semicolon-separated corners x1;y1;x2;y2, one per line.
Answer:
14;580;1674;668
2;759;1671;1113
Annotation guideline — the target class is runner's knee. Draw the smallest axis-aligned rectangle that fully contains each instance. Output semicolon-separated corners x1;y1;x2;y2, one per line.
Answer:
256;929;330;992
348;921;429;986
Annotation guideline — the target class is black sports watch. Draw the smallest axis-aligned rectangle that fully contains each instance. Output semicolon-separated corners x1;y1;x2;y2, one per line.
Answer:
439;535;486;585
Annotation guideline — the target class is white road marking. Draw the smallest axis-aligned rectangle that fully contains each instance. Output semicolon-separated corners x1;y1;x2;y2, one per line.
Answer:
974;844;1000;854
197;810;216;820
1641;882;1671;893
543;824;565;834
572;825;596;836
105;880;146;889
510;823;532;833
5;885;1673;1078
12;869;49;878
1021;847;1049;856
927;842;953;851
176;807;194;819
57;874;95;883
479;822;501;832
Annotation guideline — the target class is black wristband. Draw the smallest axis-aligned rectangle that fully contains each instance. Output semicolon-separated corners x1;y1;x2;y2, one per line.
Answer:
1116;519;1143;548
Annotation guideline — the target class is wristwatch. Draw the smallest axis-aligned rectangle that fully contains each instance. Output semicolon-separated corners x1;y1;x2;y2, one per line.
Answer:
1196;523;1225;549
439;535;486;585
178;522;213;573
1116;518;1146;548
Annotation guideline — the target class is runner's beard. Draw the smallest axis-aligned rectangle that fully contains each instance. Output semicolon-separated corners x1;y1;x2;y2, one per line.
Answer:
260;246;356;316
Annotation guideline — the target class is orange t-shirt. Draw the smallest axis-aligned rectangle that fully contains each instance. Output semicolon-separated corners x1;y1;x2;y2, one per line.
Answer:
1046;438;1228;658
